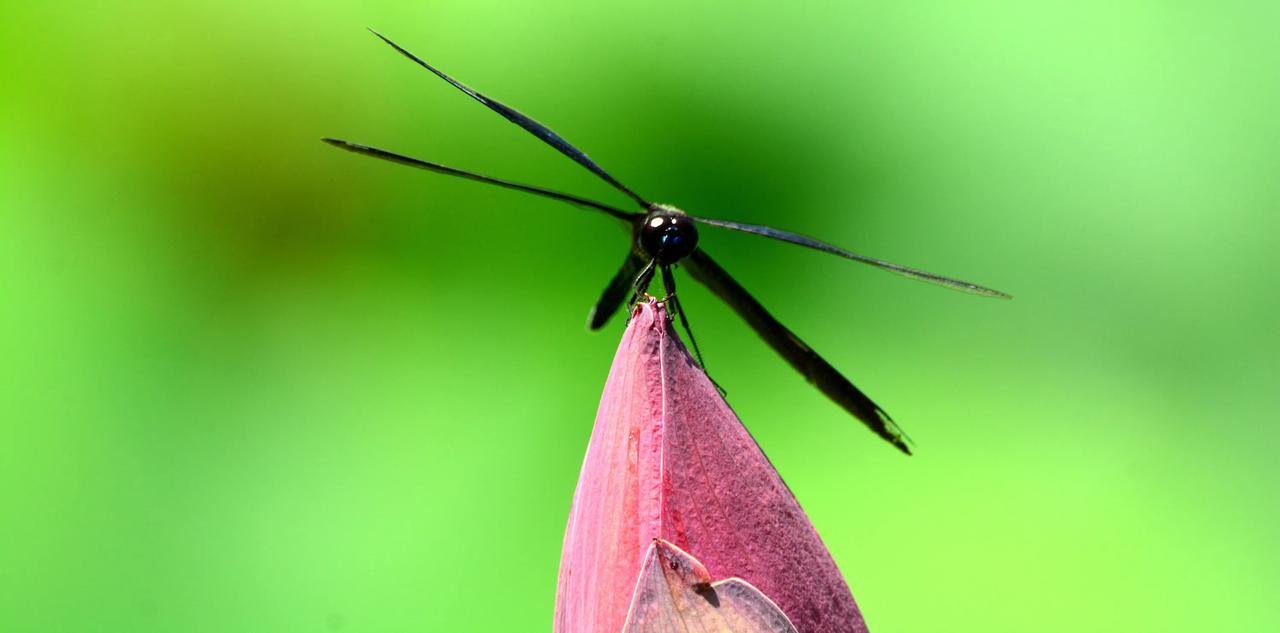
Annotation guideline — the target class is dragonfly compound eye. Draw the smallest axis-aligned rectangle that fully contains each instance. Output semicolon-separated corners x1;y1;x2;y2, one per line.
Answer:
639;211;699;264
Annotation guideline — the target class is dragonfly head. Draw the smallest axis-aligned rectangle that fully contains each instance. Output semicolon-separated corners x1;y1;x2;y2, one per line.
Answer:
638;204;699;265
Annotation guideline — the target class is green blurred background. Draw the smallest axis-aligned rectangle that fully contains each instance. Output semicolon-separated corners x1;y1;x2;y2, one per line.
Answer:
2;1;1277;631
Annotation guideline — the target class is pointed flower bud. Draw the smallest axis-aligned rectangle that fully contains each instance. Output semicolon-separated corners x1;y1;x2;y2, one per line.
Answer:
554;301;868;633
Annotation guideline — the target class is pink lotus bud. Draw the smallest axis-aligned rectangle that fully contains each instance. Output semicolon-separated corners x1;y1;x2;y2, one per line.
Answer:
555;301;868;633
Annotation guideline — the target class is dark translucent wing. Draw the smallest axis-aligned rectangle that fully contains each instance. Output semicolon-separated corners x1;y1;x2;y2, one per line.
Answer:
369;29;649;208
688;216;1011;298
323;139;637;222
684;249;912;454
588;251;645;330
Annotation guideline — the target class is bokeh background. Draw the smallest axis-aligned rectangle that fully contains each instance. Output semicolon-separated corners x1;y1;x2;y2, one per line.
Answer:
3;1;1277;631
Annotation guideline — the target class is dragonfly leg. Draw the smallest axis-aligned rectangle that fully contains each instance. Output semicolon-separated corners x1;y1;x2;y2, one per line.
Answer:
661;266;723;394
626;259;658;323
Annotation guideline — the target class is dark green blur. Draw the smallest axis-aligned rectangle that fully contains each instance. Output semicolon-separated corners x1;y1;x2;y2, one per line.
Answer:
2;2;1277;632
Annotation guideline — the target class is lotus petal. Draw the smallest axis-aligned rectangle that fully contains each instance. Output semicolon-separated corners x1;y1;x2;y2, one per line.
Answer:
621;539;798;633
554;301;867;633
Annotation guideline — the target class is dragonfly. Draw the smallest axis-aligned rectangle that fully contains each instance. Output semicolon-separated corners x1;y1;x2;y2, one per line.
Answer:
324;30;1010;455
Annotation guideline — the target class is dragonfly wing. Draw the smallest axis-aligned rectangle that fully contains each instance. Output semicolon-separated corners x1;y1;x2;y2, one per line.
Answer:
688;215;1010;298
323;139;637;222
684;249;911;454
589;251;646;330
369;30;649;207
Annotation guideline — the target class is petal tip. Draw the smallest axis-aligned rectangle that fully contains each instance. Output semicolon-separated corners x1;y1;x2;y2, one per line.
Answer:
651;539;712;587
629;298;668;331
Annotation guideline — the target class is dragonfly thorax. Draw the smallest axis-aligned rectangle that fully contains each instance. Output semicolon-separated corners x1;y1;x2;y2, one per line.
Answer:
638;205;699;265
